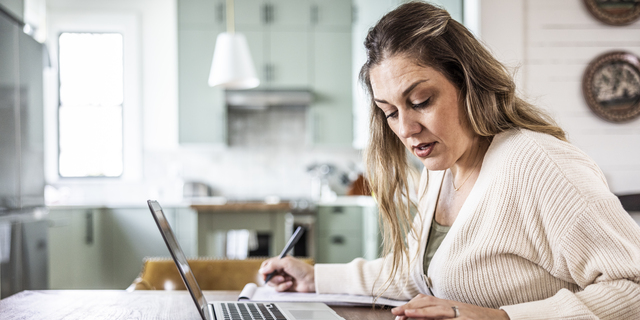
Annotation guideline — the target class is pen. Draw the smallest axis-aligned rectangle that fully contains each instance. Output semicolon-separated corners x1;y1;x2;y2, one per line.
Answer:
264;226;305;284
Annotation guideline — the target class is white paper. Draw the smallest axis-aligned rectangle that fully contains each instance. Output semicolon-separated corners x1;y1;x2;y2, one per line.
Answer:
238;283;408;307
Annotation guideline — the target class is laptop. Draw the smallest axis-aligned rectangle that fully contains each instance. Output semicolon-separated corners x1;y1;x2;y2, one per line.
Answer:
147;200;344;320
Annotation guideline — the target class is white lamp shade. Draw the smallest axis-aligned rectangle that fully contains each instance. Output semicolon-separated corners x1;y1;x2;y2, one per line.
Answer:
208;32;260;89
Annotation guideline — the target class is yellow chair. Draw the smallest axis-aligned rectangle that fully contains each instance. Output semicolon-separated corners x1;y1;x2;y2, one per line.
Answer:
128;257;314;291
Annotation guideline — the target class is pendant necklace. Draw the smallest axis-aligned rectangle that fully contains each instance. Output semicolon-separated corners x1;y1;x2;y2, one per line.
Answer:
451;155;482;192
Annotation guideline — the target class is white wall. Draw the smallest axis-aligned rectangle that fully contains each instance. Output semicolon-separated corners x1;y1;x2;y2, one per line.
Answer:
44;0;181;205
480;0;640;195
46;0;178;150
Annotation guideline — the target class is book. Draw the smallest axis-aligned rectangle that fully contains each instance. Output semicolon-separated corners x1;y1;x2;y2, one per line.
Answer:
238;283;409;307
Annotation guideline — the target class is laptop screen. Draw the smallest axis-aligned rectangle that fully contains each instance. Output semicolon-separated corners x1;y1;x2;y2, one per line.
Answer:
147;200;208;319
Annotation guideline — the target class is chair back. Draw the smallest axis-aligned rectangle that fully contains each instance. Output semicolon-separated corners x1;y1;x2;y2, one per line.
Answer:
128;257;313;291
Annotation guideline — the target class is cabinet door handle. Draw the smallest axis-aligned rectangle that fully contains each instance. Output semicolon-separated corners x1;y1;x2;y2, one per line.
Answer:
331;206;344;214
85;210;94;245
352;5;358;24
216;3;225;24
269;4;274;23
262;4;269;24
264;63;274;82
262;4;273;24
330;235;345;245
311;5;318;25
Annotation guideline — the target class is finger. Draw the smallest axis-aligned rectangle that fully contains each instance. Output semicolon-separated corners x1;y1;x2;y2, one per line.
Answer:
275;281;293;292
391;295;437;314
391;307;404;315
270;274;287;284
258;267;272;277
403;305;455;319
259;257;288;273
263;274;285;287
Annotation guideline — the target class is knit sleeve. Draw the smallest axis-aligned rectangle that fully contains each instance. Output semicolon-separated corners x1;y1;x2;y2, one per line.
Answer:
501;198;640;319
314;168;434;300
314;256;421;300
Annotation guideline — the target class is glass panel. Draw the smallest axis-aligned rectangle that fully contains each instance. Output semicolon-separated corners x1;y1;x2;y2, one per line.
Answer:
58;32;124;177
59;105;123;177
59;33;123;106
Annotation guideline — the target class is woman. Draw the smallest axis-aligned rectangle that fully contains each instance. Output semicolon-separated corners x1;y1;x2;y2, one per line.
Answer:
259;2;640;319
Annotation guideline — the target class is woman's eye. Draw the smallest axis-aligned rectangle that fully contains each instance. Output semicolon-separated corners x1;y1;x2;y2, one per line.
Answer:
411;98;431;109
385;110;398;119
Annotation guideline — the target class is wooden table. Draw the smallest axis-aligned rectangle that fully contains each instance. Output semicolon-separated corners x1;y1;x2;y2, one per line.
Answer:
0;290;393;320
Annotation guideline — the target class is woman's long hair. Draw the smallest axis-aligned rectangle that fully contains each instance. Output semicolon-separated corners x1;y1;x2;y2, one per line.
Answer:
361;1;566;295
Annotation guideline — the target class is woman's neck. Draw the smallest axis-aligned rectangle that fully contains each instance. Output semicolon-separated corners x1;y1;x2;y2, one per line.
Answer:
450;136;491;187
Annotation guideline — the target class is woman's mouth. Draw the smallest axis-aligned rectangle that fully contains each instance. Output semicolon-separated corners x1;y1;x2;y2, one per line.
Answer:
413;142;436;157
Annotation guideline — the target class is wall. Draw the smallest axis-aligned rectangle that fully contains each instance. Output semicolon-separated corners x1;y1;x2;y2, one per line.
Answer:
480;0;640;195
44;0;180;205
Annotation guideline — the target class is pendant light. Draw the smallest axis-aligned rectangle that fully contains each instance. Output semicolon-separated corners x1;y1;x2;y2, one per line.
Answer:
208;0;260;89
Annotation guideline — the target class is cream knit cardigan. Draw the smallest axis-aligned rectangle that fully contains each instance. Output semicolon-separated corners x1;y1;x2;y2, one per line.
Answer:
315;129;640;319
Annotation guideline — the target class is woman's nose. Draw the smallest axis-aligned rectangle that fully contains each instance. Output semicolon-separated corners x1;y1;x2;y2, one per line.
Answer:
396;109;422;138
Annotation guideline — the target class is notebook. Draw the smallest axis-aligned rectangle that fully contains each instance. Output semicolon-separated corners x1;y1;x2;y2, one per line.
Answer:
239;283;408;307
147;200;345;320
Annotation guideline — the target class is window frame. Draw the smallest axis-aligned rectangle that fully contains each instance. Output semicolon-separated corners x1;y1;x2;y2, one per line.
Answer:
45;11;142;184
57;31;125;178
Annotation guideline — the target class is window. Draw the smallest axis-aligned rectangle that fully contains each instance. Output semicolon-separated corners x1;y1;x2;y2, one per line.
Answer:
57;32;124;177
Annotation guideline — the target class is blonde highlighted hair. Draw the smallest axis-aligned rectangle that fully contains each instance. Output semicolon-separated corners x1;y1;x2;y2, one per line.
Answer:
361;1;566;294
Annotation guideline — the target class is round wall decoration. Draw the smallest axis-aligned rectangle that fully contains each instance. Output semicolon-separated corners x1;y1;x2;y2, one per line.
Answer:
582;51;640;123
583;0;640;26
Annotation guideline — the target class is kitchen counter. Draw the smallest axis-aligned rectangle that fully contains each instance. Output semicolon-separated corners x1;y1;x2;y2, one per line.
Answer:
46;196;377;210
191;201;291;212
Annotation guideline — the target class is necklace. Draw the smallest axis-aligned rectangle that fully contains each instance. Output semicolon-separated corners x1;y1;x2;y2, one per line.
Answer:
451;155;482;192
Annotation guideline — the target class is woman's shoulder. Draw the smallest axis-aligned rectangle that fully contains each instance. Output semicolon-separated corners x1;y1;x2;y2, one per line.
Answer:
491;128;611;201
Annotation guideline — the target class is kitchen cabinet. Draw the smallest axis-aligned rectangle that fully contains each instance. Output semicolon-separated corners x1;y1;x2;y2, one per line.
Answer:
178;0;227;144
177;0;353;146
48;208;112;289
310;30;352;146
235;0;312;87
48;206;197;289
315;199;380;263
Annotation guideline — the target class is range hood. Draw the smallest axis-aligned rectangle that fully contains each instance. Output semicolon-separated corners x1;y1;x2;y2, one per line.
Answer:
225;89;314;110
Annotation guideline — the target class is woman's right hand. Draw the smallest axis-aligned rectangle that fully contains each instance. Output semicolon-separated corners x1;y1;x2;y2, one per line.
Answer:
258;256;316;293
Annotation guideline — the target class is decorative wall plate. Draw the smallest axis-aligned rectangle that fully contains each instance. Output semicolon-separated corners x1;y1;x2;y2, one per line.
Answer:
583;0;640;26
582;51;640;123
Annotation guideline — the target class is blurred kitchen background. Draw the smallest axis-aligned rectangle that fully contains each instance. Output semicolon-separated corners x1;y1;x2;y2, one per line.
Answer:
0;0;639;298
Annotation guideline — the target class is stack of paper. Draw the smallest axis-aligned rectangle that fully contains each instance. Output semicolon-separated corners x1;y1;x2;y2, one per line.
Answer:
238;283;409;307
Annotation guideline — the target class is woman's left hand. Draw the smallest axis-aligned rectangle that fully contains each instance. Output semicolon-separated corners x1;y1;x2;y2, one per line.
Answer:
391;294;510;320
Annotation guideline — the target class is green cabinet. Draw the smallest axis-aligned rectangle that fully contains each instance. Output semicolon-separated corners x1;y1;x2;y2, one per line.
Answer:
310;30;352;146
48;208;111;289
48;206;197;289
178;0;227;144
178;0;353;146
315;202;380;263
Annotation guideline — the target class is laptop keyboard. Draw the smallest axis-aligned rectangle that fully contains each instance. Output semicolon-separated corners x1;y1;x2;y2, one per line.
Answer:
221;302;286;320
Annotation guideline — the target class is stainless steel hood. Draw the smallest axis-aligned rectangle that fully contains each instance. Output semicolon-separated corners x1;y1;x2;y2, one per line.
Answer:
225;89;313;110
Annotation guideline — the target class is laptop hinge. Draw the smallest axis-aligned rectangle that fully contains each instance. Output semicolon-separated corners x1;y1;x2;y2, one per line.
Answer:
205;304;216;320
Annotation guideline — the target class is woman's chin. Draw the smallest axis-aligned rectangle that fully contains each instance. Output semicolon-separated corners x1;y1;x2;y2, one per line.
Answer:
420;159;450;171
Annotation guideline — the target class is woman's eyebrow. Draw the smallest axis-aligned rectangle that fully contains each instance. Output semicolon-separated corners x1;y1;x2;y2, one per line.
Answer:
403;79;428;97
373;79;430;105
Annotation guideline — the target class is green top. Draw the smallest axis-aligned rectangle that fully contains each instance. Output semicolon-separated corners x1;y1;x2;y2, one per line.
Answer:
423;218;451;274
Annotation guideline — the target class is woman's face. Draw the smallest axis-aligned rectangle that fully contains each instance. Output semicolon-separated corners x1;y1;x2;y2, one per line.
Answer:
369;55;478;171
